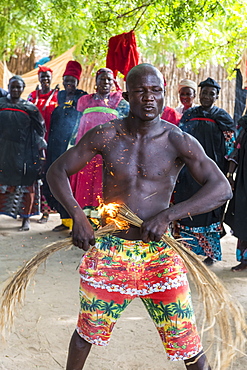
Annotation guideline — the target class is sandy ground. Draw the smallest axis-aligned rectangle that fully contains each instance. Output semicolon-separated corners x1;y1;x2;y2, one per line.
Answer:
0;213;247;370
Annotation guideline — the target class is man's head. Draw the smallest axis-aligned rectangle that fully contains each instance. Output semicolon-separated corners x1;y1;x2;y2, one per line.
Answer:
198;77;220;110
62;60;82;94
123;64;165;121
178;79;196;110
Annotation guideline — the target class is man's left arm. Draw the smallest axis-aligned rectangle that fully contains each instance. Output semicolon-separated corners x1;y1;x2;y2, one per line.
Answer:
141;131;232;242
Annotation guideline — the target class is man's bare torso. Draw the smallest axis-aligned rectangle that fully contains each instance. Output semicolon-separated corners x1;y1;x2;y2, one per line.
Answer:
94;118;184;239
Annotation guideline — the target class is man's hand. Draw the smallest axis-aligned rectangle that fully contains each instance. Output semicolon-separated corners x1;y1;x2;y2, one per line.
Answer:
140;209;170;243
71;214;95;251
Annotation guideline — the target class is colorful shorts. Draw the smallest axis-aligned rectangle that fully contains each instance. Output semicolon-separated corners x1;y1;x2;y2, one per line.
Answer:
77;235;202;361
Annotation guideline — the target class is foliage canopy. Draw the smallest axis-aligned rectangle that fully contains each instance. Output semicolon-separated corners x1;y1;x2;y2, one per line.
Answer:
1;0;247;73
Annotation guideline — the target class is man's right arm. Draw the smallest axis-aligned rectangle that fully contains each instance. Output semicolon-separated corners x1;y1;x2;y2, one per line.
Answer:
46;129;100;250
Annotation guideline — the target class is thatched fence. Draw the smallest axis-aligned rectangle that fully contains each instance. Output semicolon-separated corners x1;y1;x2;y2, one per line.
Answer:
159;56;236;116
77;58;236;117
5;47;236;117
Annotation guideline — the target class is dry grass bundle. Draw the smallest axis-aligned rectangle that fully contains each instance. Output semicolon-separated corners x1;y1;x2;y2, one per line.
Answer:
0;223;116;339
100;203;247;370
1;202;247;369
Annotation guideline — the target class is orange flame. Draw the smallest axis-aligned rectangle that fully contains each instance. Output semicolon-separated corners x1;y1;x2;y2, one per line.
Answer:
98;202;130;230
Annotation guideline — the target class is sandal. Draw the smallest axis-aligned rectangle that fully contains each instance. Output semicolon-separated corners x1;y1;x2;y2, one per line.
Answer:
231;262;247;272
203;257;216;266
52;224;70;232
19;218;30;231
37;214;49;223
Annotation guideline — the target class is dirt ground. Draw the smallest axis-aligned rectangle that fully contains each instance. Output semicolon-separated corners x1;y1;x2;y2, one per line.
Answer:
0;213;247;370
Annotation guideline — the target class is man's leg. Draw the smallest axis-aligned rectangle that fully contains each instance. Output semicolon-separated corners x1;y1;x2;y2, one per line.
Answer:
184;350;211;370
66;330;92;370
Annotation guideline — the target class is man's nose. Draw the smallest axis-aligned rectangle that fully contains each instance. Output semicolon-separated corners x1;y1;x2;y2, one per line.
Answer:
143;91;154;100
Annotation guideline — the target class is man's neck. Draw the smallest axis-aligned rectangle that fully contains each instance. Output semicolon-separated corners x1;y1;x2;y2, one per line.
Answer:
125;114;163;137
66;91;75;100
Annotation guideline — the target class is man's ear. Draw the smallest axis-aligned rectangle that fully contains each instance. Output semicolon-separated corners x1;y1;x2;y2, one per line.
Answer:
216;94;219;100
122;91;129;102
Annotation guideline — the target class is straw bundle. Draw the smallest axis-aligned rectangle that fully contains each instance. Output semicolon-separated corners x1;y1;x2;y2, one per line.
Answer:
0;223;116;338
103;203;247;369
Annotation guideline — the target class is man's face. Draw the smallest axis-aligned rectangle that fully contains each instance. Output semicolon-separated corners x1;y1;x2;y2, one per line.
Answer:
199;86;218;109
38;71;52;90
8;79;24;99
96;72;114;95
179;87;195;109
126;68;164;121
63;75;78;94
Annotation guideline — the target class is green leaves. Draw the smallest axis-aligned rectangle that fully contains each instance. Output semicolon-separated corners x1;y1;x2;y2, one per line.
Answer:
0;0;246;74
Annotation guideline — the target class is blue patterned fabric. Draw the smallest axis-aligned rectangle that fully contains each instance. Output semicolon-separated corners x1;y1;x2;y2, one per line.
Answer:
177;222;222;261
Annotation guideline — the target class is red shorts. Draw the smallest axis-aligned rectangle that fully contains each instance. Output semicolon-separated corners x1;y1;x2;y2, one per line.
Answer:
77;235;202;361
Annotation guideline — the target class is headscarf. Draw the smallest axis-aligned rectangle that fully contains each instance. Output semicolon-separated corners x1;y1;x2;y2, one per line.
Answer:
38;65;53;75
63;61;82;81
178;78;197;93
96;68;121;91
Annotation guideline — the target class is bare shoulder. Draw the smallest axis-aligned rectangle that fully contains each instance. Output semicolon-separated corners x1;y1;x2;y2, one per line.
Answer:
161;120;187;149
97;118;123;135
166;123;207;162
75;118;126;155
78;118;120;141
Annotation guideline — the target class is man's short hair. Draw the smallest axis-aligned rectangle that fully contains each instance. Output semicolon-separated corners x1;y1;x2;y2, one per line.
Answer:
126;64;165;90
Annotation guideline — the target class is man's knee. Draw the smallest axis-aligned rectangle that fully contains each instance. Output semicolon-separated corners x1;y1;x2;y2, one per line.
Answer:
184;350;211;369
70;330;92;351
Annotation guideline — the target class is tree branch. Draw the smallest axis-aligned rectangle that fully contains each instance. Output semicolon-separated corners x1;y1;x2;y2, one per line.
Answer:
116;2;152;19
132;6;148;31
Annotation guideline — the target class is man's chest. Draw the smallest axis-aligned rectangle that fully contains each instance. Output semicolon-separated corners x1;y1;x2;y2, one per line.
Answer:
102;136;176;180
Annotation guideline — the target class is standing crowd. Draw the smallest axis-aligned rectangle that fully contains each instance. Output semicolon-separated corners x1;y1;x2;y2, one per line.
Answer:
0;60;244;271
0;60;246;369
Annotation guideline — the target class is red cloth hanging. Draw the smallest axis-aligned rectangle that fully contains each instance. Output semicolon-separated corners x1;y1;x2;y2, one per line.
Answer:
106;30;140;80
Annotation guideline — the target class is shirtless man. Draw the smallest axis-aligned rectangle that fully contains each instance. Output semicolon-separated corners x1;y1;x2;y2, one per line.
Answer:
47;64;232;370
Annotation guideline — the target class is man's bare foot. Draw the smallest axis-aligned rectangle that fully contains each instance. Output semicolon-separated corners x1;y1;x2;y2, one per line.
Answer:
231;262;247;271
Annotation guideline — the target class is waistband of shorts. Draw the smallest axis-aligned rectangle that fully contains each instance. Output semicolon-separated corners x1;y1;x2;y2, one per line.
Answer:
95;234;169;252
